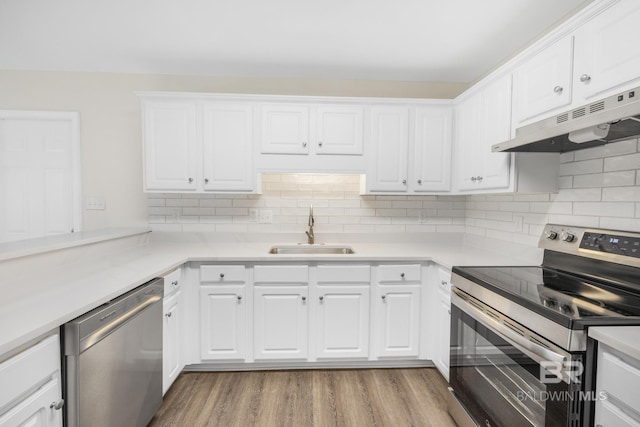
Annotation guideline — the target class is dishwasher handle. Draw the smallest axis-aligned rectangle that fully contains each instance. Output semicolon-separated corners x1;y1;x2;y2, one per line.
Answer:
64;278;164;355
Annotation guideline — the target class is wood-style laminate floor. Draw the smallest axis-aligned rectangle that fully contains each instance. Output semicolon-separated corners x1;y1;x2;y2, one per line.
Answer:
148;368;456;427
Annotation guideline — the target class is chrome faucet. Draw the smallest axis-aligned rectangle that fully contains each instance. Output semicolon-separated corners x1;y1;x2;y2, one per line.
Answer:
305;204;315;244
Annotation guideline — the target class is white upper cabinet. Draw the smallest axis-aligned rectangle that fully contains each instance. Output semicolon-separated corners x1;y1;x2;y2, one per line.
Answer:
513;36;574;127
260;103;309;154
367;106;410;192
201;102;254;191
141;96;256;193
411;106;453;192
455;74;512;192
142;99;198;191
573;0;640;104
260;103;364;156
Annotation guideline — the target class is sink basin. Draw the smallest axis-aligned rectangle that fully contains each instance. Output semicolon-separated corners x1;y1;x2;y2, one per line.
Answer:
268;244;355;254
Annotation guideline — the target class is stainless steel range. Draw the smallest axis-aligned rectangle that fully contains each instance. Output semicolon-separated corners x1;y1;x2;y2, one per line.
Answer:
448;224;640;427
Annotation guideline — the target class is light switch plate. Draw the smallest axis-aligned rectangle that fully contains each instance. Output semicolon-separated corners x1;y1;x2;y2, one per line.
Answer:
259;209;273;223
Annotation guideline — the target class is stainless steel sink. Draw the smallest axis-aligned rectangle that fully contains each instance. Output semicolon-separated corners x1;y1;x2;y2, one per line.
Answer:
268;244;355;254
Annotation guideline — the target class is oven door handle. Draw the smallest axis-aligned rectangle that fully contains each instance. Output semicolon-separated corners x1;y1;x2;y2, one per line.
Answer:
452;288;568;366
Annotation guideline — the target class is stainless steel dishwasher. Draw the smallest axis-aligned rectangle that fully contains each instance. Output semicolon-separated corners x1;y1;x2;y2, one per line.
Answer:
63;278;164;427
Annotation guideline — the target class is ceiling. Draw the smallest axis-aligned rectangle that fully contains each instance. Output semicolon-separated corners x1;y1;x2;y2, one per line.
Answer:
0;0;591;83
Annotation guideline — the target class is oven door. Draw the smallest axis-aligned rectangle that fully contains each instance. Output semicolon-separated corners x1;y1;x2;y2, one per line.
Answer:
449;288;584;427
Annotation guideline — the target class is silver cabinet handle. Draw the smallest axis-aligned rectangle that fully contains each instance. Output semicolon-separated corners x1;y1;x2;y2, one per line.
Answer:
188;177;194;183
318;141;323;147
219;273;224;279
417;179;422;185
302;141;307;147
402;179;407;185
441;280;447;286
301;296;307;302
553;86;563;94
477;176;483;182
172;280;178;286
448;309;451;315
204;178;209;184
165;312;172;318
50;399;64;410
400;273;405;278
471;176;477;182
319;296;324;302
237;295;242;301
381;295;386;301
580;74;591;83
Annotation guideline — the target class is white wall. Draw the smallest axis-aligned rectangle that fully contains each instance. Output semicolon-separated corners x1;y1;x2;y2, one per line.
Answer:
148;173;466;234
0;70;466;232
466;138;640;246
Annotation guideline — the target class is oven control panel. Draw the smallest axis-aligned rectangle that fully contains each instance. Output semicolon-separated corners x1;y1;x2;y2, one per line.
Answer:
540;224;640;265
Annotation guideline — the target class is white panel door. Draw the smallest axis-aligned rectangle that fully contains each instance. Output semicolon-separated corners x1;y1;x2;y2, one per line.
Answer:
0;378;62;427
411;106;452;192
315;105;364;155
513;35;574;126
377;285;421;358
162;290;181;394
143;99;198;191
200;285;246;361
260;104;309;154
253;286;308;360
201;102;254;191
316;286;370;359
479;74;512;190
368;106;409;192
0;114;79;243
574;0;640;103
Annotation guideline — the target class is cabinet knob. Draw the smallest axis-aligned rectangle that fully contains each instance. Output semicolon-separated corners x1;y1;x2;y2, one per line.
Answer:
417;179;422;185
400;273;405;278
402;179;407;185
204;178;209;184
381;295;386;301
471;176;477;182
220;273;225;279
237;295;243;301
302;141;307;147
188;177;194;183
172;280;178;286
50;399;64;410
553;86;563;94
448;309;451;315
165;312;172;318
319;295;324;302
301;296;307;302
441;280;447;286
477;176;483;182
580;74;591;83
318;141;323;147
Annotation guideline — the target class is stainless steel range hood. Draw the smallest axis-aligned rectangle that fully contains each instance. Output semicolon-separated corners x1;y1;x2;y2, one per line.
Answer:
492;87;640;153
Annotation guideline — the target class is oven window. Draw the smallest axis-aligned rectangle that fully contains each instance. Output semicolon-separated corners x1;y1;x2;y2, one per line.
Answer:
450;305;581;427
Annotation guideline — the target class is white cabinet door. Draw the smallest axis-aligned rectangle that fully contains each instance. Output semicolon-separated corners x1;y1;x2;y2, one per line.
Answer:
316;286;370;359
455;75;512;192
513;36;574;126
377;285;421;358
143;99;198;191
367;106;409;192
434;267;451;380
254;286;309;360
315;105;364;155
411;106;452;192
479;75;512;190
260;104;309;154
163;290;181;394
0;378;62;427
201;102;254;191
574;0;640;103
200;285;246;361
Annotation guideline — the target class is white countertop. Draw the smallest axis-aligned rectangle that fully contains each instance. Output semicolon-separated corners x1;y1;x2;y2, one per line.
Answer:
0;230;542;359
589;326;640;360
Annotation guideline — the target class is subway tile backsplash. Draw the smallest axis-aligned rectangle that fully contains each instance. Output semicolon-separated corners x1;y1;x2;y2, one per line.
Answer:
148;138;640;247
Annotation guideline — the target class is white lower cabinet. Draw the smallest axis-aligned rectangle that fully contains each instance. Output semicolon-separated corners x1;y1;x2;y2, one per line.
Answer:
0;334;62;427
162;267;184;395
434;267;451;381
200;285;246;360
254;286;309;360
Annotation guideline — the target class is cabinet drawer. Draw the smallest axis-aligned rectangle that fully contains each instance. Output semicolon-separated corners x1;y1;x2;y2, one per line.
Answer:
200;265;246;283
437;266;452;293
254;265;308;284
377;264;421;283
163;268;182;296
317;265;370;283
598;345;640;411
595;399;640;427
0;334;60;413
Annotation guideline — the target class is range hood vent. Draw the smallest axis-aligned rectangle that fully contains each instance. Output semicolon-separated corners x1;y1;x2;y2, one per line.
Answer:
493;87;640;153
